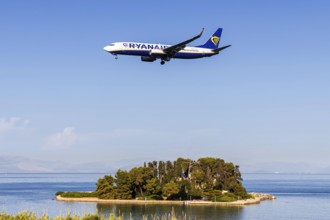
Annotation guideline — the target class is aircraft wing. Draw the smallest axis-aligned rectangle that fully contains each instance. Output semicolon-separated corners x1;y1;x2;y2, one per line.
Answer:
163;28;204;56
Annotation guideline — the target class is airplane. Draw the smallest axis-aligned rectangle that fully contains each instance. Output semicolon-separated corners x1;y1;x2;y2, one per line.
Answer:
103;28;231;65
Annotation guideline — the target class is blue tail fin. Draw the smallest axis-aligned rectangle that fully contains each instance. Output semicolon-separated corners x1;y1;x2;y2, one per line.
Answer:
198;28;222;49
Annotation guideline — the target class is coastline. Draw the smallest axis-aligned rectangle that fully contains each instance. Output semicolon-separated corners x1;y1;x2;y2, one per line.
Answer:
56;193;275;206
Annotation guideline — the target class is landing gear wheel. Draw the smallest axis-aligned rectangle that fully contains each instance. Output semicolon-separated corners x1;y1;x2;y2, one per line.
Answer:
160;60;165;65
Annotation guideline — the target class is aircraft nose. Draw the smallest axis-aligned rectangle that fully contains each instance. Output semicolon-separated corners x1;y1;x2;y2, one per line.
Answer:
103;46;111;52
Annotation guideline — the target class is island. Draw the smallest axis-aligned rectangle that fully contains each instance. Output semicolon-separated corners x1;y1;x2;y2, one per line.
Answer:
56;157;275;205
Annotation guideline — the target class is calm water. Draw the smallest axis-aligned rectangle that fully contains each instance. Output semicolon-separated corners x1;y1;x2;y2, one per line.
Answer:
1;173;330;219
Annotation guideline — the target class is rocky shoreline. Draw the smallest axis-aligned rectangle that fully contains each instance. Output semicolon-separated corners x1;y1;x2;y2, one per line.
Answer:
56;193;276;206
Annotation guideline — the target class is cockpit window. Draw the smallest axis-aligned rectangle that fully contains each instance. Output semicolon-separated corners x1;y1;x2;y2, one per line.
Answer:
110;44;115;46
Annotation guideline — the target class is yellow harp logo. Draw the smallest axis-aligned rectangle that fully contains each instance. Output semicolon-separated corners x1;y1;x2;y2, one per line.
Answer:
211;36;220;46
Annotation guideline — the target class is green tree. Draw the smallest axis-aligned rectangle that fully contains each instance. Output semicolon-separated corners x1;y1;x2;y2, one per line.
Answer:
162;180;179;199
231;183;250;199
164;160;175;183
144;178;161;196
158;161;166;183
74;156;249;202
174;158;192;179
190;164;205;190
96;175;116;199
129;167;153;197
176;180;192;200
147;161;158;177
152;161;158;177
115;170;133;199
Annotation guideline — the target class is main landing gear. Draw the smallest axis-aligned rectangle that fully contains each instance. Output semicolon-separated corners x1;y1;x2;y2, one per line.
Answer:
160;57;170;65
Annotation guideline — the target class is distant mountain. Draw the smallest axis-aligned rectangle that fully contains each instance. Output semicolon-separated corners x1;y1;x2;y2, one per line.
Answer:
320;166;330;173
1;156;328;174
0;156;116;173
240;162;328;174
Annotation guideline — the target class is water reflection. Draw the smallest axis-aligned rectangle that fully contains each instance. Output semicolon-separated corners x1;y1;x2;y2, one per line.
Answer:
96;203;244;220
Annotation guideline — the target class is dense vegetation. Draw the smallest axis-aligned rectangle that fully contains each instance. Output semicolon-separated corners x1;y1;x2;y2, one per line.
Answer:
94;157;250;201
56;191;98;198
0;212;102;220
0;210;196;220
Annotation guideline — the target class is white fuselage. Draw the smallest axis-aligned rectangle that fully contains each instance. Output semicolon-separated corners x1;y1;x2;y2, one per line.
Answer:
104;42;216;59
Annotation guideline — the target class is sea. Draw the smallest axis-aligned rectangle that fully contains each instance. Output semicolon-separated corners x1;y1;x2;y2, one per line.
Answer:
1;173;330;220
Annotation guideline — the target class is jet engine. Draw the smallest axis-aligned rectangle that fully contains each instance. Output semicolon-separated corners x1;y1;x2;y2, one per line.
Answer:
141;56;156;62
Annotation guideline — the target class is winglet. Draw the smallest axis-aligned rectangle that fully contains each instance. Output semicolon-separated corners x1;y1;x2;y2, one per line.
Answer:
198;28;204;38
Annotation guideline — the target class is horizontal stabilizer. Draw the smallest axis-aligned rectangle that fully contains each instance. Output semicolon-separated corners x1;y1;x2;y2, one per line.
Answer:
213;45;231;53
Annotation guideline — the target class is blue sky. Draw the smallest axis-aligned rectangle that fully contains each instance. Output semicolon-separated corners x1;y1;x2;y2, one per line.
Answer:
1;1;330;172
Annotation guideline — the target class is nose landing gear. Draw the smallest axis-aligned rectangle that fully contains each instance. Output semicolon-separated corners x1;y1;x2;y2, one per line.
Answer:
160;60;165;65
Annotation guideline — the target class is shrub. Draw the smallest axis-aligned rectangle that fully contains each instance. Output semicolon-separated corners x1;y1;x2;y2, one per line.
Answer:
81;214;100;220
216;193;237;202
137;195;163;200
56;191;64;196
59;191;98;198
